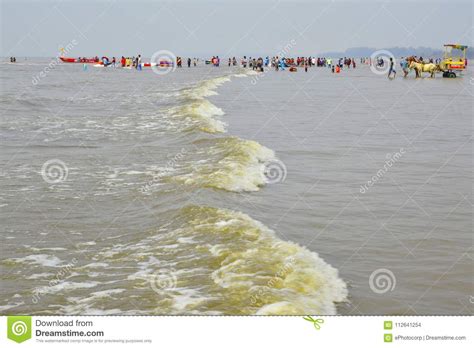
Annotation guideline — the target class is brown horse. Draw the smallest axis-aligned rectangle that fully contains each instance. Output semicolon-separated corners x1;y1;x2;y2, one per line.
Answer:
406;56;420;77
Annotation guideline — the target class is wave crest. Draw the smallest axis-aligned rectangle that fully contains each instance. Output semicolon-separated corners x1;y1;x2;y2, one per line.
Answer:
168;137;276;192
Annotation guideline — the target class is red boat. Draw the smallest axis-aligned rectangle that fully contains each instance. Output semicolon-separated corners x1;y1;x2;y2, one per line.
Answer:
60;57;100;64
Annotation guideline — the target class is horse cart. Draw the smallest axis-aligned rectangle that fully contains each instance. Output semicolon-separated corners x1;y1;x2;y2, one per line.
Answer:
440;44;467;78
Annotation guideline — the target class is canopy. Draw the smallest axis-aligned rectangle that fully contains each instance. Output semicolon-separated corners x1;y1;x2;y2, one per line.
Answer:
444;44;468;50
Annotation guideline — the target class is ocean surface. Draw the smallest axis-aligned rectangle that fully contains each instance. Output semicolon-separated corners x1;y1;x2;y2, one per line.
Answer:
0;59;472;315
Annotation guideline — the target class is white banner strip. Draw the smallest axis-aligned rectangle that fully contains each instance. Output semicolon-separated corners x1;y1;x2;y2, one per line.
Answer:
1;316;472;347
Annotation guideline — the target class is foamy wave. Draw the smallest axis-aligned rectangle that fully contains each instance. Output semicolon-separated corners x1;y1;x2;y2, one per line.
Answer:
167;99;226;133
37;281;98;295
30;206;346;315
245;70;260;75
180;76;231;100
67;206;347;315
168;137;276;192
6;254;63;267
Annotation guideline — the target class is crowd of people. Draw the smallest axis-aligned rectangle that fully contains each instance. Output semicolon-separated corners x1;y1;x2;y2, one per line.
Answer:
196;55;360;73
118;55;141;68
77;55;143;68
60;54;461;79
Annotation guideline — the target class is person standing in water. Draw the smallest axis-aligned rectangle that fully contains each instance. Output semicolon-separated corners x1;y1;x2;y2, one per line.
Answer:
136;55;142;70
400;57;409;77
388;57;396;79
188;57;191;67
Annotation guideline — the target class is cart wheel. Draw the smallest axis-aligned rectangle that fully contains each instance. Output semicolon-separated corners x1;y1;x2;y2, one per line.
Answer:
442;72;448;78
449;72;456;78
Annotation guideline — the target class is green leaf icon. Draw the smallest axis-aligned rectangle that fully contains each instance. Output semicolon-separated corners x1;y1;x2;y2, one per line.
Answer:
7;316;32;343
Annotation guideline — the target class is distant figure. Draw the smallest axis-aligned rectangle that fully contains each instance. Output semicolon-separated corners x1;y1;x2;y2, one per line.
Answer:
136;55;142;70
388;57;396;79
188;57;191;67
400;57;409;77
257;57;263;72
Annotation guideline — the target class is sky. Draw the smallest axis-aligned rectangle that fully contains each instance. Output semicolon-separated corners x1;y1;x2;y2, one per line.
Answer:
1;0;472;57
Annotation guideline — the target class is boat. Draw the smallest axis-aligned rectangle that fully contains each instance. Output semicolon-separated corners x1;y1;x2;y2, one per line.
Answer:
60;57;100;64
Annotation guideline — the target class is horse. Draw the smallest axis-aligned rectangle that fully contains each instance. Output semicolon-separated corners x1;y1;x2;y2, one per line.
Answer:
408;61;440;78
405;56;420;77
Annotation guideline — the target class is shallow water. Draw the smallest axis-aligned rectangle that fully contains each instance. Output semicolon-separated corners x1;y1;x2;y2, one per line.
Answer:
0;59;472;315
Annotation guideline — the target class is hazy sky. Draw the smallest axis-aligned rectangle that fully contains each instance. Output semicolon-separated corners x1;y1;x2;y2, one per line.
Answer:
1;0;472;57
